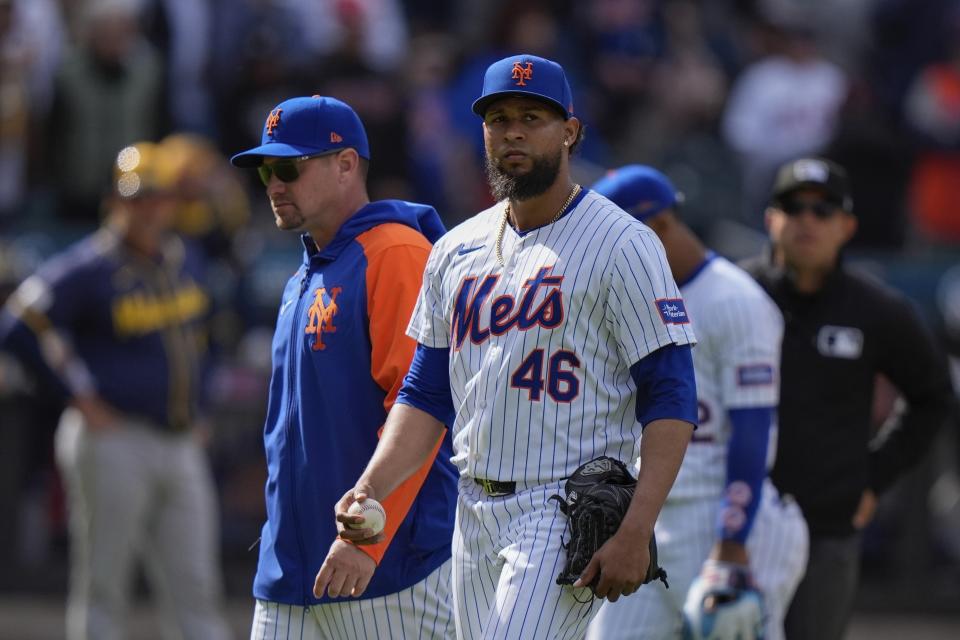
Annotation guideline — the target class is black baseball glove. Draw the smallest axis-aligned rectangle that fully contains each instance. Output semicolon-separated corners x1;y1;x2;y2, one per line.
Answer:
549;456;668;593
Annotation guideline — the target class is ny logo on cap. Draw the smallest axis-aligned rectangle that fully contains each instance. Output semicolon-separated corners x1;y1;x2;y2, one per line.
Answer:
511;61;533;86
630;200;661;216
266;108;283;136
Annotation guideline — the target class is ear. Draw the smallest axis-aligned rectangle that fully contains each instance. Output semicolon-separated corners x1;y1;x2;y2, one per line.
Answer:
645;214;669;234
563;117;581;148
763;207;778;233
840;212;858;243
336;148;360;180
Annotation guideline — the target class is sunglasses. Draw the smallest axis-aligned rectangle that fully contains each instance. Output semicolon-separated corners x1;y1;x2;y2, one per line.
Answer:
257;152;333;186
780;199;841;219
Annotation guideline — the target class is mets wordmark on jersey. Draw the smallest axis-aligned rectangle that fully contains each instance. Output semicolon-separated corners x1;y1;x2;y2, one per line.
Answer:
407;190;696;483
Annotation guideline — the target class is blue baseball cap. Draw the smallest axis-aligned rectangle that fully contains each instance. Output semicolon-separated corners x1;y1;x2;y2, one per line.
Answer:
472;54;574;119
231;96;370;167
591;165;684;222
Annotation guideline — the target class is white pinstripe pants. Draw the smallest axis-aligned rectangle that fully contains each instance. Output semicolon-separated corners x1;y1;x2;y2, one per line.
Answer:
250;557;454;639
586;479;808;640
452;477;599;640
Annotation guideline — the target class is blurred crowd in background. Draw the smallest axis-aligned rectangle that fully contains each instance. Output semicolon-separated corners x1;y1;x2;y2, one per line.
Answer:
1;0;960;619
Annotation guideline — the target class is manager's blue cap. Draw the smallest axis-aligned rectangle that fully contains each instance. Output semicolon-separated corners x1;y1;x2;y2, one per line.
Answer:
591;165;684;222
231;96;370;167
472;54;574;119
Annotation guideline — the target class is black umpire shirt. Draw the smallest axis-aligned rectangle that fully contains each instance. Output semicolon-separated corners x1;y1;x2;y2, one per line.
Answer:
742;253;954;537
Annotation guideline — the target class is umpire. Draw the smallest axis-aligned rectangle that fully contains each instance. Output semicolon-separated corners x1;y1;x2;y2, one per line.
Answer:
742;157;954;640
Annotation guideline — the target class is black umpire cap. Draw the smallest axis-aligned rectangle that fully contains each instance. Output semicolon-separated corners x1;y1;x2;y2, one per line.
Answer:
771;158;853;214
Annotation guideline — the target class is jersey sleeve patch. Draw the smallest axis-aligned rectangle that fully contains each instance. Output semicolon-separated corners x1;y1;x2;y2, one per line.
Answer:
736;363;775;387
655;298;690;325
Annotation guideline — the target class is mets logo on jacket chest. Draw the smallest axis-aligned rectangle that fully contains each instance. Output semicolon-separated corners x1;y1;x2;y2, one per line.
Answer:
305;286;341;351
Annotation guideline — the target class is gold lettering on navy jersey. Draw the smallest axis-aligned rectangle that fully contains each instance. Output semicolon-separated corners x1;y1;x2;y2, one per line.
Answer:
452;266;564;350
112;283;209;337
306;286;341;351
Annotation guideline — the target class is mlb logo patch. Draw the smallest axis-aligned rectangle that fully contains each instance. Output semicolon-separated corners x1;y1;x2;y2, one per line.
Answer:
792;158;830;183
737;363;774;386
655;298;690;325
817;325;863;359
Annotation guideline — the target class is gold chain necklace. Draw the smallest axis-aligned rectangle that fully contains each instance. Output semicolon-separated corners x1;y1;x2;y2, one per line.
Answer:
495;183;581;266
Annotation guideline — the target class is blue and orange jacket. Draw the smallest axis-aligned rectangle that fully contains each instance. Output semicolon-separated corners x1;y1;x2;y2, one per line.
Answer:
256;199;457;605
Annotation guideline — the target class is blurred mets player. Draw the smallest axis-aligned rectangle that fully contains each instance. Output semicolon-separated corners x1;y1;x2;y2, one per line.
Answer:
325;55;699;639
587;166;808;640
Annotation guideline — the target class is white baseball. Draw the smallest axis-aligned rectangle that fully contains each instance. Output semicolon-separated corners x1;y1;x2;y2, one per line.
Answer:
346;498;386;535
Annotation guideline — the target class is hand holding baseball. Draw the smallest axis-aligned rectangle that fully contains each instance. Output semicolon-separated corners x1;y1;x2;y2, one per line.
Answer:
346;498;386;534
335;488;386;545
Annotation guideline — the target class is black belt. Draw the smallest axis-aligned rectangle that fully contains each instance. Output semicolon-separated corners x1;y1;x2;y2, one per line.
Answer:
475;478;516;497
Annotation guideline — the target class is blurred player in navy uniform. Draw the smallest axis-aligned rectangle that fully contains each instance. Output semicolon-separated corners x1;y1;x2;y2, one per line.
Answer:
0;140;231;640
742;157;954;640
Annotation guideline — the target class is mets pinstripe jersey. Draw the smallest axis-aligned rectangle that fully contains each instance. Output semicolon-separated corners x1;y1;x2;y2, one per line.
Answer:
407;189;697;483
587;253;807;640
667;255;782;500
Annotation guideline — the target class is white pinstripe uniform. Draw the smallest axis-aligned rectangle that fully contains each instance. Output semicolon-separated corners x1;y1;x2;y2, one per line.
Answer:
249;558;454;640
406;190;696;639
587;256;809;640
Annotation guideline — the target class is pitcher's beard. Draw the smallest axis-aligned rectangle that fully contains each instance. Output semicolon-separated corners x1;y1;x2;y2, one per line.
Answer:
485;149;562;202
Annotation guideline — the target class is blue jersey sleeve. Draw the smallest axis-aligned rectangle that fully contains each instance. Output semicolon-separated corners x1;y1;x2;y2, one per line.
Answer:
0;251;93;402
0;309;72;401
396;343;455;426
630;343;698;428
718;406;772;544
